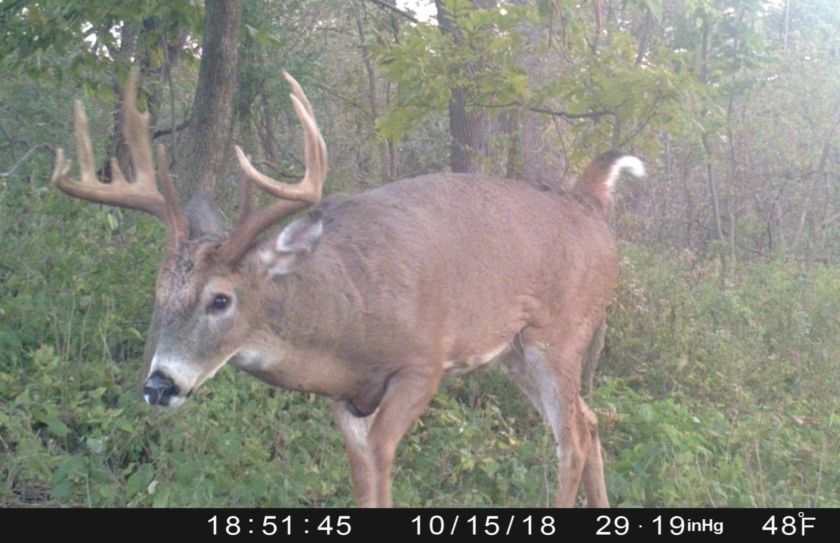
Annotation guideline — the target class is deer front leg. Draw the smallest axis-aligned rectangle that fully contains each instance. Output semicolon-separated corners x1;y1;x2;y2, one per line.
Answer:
334;367;442;507
368;368;442;506
333;401;377;507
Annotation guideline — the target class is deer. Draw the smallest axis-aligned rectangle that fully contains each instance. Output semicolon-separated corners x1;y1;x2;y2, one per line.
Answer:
52;68;644;508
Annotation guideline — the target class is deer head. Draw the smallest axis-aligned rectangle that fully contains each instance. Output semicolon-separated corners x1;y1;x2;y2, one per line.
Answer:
53;68;327;407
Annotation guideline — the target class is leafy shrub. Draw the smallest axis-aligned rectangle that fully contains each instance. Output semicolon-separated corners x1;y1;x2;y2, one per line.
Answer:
599;243;840;506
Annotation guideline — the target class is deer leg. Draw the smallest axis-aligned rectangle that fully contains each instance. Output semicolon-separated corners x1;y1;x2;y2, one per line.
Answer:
537;352;589;507
503;336;607;507
364;367;442;507
332;401;377;507
582;319;607;398
580;399;610;507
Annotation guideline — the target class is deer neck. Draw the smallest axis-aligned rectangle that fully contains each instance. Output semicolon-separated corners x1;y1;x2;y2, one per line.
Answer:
230;248;361;397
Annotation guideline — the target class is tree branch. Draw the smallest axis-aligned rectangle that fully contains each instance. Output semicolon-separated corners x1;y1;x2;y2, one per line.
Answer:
527;105;617;122
620;95;663;146
470;100;617;122
152;120;190;140
0;119;16;148
1;144;51;178
364;0;419;24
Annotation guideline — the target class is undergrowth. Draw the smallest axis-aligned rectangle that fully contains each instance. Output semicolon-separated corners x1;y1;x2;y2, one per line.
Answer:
1;187;837;506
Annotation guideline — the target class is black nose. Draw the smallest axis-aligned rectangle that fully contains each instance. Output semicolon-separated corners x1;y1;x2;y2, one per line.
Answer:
143;371;179;406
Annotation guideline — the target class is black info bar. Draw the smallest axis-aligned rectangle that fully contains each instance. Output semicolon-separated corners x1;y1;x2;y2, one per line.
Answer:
0;508;834;542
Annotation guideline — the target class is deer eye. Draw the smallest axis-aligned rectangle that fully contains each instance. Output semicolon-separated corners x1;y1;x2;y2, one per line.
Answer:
208;294;230;312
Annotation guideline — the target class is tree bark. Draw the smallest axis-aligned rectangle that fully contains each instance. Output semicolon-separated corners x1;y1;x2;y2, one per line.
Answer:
434;0;487;173
356;15;390;184
176;0;242;198
446;87;486;173
592;0;603;52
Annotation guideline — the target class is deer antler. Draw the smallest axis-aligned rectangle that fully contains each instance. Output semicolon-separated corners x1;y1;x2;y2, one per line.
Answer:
219;71;328;263
52;68;188;249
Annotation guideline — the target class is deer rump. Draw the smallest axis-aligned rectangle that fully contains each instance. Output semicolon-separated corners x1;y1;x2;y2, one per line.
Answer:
251;172;618;418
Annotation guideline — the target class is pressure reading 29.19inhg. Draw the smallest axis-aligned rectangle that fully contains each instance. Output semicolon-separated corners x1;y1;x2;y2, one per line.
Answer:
596;514;724;536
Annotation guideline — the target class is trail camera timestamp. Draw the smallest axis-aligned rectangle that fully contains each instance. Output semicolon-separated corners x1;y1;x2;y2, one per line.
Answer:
207;514;352;537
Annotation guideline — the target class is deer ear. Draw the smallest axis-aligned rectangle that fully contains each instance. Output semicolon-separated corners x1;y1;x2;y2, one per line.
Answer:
185;192;225;240
261;210;323;276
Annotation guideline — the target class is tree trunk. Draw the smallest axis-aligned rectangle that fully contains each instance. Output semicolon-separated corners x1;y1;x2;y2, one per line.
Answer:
356;16;390;184
591;0;603;52
446;88;486;173
386;81;400;179
434;0;486;173
176;0;242;198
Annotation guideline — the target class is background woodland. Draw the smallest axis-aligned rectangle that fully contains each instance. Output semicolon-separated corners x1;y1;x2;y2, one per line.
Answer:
0;0;838;506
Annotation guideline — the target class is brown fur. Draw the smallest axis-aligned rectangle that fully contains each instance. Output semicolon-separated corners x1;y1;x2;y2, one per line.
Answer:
246;174;616;404
138;164;631;507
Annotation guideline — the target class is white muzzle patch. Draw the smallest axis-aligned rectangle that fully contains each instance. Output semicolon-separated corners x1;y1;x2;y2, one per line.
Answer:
148;353;202;393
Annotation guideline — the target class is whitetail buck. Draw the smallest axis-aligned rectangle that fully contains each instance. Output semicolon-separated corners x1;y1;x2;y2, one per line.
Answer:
52;69;643;507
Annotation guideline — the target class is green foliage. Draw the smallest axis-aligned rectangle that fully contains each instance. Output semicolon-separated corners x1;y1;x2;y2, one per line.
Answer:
374;0;698;156
375;2;532;142
0;0;202;90
599;243;840;506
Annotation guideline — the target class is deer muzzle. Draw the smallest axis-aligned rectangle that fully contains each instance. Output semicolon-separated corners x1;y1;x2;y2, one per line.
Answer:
143;370;181;407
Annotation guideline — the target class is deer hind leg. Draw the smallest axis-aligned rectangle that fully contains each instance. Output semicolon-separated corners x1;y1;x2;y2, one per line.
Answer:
582;319;607;398
502;335;609;507
580;399;609;506
334;367;442;507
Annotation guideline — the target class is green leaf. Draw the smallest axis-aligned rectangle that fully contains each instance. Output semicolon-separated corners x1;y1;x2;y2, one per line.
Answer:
152;488;170;508
44;414;71;438
126;464;155;497
86;436;107;454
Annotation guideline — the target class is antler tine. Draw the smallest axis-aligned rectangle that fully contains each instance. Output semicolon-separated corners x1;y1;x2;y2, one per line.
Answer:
52;67;188;248
74;99;97;186
122;68;156;192
234;73;327;205
220;72;328;264
283;70;315;120
156;144;189;239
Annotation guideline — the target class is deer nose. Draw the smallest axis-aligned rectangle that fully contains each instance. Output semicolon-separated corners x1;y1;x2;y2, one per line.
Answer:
143;371;179;406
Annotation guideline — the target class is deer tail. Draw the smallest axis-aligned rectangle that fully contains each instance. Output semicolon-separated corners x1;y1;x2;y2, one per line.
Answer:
575;150;645;211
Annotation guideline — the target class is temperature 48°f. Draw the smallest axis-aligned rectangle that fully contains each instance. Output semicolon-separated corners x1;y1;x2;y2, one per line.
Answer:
762;513;815;536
